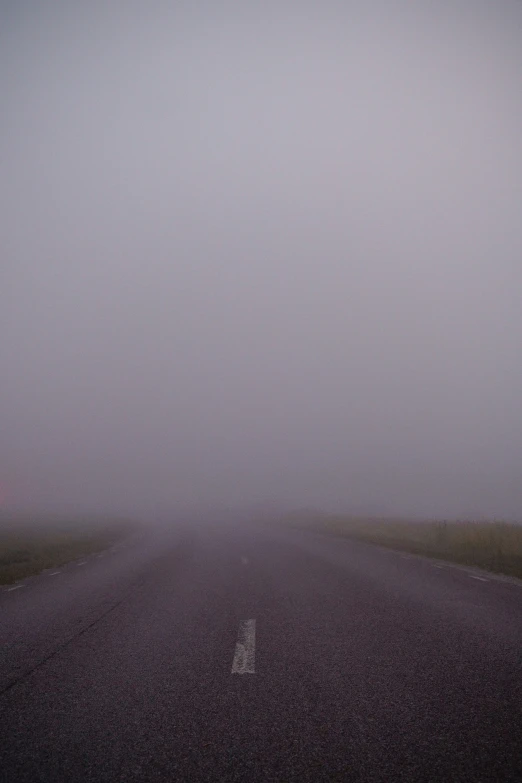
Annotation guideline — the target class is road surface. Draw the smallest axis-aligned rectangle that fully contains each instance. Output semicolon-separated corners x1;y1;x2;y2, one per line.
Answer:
1;522;522;781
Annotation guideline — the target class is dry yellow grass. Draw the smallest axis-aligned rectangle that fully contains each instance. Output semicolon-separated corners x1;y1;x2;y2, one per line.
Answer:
285;512;522;578
0;516;132;584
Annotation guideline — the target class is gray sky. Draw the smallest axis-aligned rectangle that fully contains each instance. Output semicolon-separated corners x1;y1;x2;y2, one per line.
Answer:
2;1;522;518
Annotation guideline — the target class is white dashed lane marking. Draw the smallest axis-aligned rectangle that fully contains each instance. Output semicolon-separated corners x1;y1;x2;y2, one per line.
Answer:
7;585;25;592
231;620;256;675
468;575;489;582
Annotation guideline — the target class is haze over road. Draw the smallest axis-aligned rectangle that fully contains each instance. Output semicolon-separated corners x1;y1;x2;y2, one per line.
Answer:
3;2;522;521
3;5;522;777
1;522;521;782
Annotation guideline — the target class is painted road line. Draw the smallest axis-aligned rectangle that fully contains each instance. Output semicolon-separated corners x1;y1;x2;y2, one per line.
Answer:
49;571;61;576
231;619;256;675
7;585;25;592
469;575;489;582
77;561;87;566
433;565;445;569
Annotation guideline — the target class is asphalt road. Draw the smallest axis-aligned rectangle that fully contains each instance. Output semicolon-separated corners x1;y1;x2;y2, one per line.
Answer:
1;522;522;782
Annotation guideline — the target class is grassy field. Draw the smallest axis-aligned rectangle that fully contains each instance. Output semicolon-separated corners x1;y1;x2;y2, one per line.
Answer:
0;516;132;585
285;511;522;579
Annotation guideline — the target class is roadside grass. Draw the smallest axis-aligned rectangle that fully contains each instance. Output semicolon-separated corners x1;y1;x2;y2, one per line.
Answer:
0;516;133;585
284;512;522;579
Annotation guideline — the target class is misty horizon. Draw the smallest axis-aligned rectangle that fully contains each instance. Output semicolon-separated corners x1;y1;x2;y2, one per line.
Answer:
2;2;522;520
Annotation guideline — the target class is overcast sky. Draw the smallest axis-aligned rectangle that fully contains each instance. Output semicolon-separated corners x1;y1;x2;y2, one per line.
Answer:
2;1;522;519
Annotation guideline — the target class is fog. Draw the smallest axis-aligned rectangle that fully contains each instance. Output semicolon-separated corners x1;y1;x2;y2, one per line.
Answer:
2;2;522;519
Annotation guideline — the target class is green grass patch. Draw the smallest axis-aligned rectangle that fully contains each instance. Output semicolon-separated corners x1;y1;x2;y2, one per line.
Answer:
284;511;522;579
0;516;133;584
